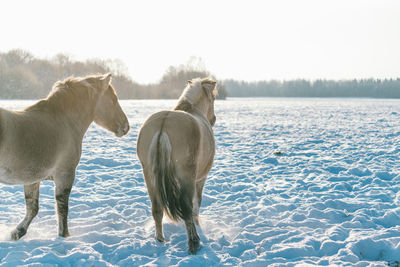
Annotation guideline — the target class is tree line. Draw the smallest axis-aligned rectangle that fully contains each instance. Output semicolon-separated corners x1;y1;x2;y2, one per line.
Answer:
1;49;400;99
224;78;400;98
0;50;227;100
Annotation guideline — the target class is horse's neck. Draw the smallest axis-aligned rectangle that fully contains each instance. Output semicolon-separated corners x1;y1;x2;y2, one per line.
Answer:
174;99;208;122
27;99;95;138
64;109;95;138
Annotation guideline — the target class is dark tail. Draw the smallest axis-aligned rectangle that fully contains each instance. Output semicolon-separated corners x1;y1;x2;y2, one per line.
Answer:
150;130;192;221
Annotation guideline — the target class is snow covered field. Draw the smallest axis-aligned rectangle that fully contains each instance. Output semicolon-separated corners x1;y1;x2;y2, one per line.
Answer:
1;98;400;266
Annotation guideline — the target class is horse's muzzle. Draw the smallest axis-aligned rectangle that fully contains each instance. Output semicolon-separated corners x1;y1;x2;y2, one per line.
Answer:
116;121;130;137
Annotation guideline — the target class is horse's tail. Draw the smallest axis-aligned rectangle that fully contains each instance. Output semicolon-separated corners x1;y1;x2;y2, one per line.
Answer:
149;130;192;222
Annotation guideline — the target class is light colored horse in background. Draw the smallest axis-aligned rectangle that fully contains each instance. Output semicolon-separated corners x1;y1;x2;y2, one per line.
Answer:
137;78;217;254
0;73;129;240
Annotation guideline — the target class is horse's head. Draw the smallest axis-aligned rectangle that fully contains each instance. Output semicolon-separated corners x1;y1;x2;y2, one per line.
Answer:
93;73;130;137
200;78;217;126
175;78;218;126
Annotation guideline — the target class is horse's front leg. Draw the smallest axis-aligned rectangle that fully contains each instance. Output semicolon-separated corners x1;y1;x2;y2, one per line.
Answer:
54;171;75;237
11;182;40;240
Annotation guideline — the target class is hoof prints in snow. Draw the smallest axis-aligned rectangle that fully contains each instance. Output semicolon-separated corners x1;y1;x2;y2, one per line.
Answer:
1;98;400;266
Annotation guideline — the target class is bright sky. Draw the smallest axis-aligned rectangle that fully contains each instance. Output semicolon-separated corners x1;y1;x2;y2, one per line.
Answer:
1;0;400;83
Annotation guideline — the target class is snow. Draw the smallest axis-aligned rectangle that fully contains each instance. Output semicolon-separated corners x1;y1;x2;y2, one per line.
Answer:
1;98;400;266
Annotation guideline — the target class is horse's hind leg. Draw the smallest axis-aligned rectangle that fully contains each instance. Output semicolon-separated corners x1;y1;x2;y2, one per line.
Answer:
179;170;200;253
150;194;165;242
144;169;165;242
11;182;40;240
194;177;206;225
184;216;200;254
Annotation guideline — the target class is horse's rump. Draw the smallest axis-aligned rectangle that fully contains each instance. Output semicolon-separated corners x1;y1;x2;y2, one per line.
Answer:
139;111;201;221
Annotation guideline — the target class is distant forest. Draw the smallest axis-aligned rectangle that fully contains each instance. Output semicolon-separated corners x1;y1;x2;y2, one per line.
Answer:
0;50;227;100
225;78;400;98
1;49;400;99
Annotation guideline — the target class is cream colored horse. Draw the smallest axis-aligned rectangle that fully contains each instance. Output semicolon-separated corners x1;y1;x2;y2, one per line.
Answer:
0;73;129;240
137;78;217;254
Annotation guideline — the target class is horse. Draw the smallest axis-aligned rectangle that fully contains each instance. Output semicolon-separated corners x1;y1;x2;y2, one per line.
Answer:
136;78;217;254
0;73;129;240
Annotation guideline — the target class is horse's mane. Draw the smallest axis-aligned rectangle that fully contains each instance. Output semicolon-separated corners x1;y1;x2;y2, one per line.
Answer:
174;100;194;113
174;78;216;112
25;76;100;113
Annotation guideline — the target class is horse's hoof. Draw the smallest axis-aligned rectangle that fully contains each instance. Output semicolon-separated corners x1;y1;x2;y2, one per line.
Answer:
155;235;165;242
188;239;200;254
11;228;26;240
58;232;70;238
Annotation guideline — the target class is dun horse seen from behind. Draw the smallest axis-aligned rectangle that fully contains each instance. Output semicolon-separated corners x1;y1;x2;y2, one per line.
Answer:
137;78;217;254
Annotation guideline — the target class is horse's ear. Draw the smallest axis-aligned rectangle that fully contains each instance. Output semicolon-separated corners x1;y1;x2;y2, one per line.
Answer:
100;73;112;89
187;80;193;84
201;79;217;99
